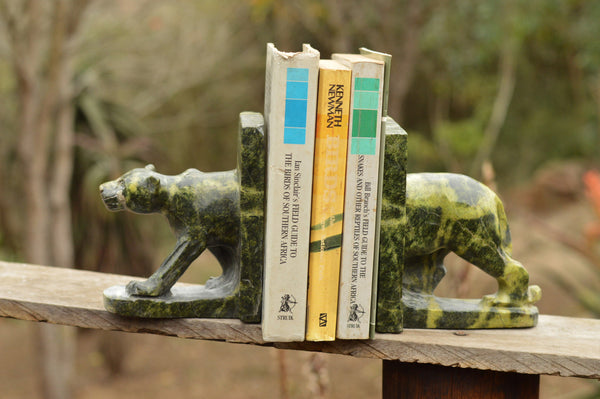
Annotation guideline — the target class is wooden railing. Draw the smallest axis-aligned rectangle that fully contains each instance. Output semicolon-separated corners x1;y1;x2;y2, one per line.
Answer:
0;260;598;398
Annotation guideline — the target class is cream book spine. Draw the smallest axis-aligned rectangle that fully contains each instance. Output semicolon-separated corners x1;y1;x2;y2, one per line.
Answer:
359;47;393;337
333;53;384;339
262;43;319;342
305;60;352;341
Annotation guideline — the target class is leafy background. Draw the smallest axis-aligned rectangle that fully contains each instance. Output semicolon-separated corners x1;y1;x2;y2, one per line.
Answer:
0;1;598;398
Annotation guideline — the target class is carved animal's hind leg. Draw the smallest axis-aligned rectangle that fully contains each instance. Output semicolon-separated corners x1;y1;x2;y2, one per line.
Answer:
127;236;203;296
454;244;540;307
204;245;239;290
404;249;449;294
489;252;541;306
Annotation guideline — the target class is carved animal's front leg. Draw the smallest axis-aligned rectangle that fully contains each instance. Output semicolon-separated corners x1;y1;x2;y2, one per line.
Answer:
127;235;205;297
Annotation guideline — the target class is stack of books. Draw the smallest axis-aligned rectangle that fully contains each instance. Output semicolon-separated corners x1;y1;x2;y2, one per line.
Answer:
262;43;391;342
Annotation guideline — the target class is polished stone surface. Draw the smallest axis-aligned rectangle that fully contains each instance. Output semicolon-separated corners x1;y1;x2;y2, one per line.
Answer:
103;112;265;321
400;173;540;328
101;111;539;330
377;116;540;331
376;116;407;333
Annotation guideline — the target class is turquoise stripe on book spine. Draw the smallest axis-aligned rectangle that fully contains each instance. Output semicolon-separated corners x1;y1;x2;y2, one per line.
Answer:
284;67;309;145
351;77;380;155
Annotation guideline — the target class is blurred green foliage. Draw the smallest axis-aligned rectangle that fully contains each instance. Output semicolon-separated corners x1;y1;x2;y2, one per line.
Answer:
0;0;599;261
1;3;598;396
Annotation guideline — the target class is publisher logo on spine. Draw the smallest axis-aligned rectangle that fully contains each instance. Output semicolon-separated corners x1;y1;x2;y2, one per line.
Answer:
319;313;327;327
348;304;365;323
278;294;297;315
277;294;297;321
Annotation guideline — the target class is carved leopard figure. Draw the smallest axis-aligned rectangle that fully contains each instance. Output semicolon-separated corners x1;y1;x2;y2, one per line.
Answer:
99;164;240;297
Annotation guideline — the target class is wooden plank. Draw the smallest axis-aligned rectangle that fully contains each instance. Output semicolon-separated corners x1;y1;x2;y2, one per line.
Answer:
0;261;264;344
0;261;598;379
382;361;539;399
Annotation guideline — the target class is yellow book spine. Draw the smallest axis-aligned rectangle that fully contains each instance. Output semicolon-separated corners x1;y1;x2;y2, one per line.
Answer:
305;61;352;341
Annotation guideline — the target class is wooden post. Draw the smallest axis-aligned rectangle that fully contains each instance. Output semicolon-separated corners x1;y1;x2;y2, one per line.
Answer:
382;361;539;399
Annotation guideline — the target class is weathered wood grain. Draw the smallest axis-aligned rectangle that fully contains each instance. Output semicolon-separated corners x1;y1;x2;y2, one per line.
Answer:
0;260;598;379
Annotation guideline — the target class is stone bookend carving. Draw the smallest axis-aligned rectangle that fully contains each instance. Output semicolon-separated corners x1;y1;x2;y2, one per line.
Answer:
100;112;540;330
101;112;264;322
378;117;541;330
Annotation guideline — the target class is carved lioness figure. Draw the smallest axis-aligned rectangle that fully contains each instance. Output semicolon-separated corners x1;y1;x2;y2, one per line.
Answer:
403;173;540;307
100;164;239;297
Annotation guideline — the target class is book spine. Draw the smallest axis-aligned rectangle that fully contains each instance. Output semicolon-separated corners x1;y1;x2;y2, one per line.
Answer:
262;44;319;342
336;60;384;339
305;62;352;341
358;48;393;337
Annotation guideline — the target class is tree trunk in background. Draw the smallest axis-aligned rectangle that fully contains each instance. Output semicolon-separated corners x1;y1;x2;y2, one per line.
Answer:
470;39;517;178
1;1;90;398
470;1;520;178
11;0;52;267
49;0;78;271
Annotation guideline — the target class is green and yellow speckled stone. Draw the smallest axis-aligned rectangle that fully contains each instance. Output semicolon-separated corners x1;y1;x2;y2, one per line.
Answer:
376;117;407;333
102;111;539;330
102;112;265;322
376;117;540;331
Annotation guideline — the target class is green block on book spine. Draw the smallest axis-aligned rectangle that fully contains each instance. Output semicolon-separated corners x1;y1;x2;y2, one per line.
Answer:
352;109;378;137
353;90;379;110
355;77;380;91
351;138;377;155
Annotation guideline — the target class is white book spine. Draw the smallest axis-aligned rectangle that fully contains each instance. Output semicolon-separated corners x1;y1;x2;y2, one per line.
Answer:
333;54;384;339
262;43;319;342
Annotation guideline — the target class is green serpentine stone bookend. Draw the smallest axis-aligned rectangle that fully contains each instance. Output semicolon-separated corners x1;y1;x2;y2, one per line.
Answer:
100;111;540;330
376;117;407;333
101;112;265;322
378;117;541;330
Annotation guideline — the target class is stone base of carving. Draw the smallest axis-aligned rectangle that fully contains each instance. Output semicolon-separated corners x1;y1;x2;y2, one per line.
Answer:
402;289;539;329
